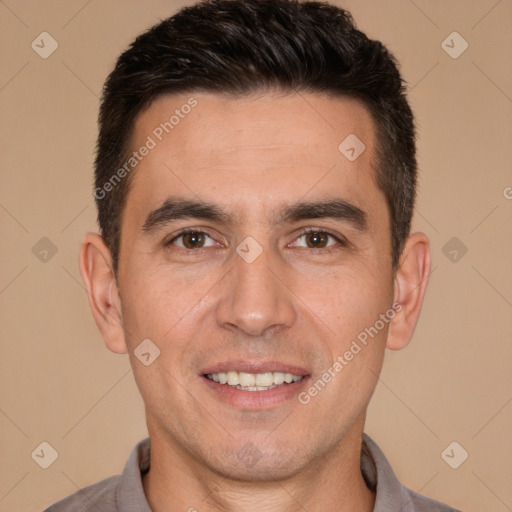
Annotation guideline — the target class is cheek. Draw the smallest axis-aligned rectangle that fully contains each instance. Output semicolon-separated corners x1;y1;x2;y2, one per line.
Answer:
302;262;393;341
119;270;206;413
326;268;392;399
310;288;390;419
118;263;222;359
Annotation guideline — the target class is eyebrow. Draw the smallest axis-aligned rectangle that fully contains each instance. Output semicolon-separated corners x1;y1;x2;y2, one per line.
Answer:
141;197;368;234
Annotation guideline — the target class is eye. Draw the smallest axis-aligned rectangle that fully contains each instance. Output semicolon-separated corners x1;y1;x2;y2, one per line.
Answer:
293;229;345;250
167;229;218;249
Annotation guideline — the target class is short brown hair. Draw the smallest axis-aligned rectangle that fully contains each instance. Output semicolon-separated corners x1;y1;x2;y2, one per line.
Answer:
94;0;417;274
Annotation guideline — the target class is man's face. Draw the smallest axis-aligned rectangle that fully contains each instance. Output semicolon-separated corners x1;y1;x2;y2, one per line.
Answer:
117;91;394;479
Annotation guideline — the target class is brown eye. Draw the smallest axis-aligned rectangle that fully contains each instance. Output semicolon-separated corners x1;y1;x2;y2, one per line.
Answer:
168;231;216;249
182;231;206;248
294;230;341;250
304;231;329;248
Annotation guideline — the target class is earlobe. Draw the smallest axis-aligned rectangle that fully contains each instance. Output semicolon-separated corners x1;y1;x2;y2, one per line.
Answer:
78;233;128;354
386;232;431;351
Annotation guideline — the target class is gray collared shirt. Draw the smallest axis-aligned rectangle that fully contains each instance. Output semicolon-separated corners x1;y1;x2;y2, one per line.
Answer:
45;433;460;511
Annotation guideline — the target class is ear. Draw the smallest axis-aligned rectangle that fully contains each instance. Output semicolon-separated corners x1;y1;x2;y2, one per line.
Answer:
78;232;127;354
386;232;431;351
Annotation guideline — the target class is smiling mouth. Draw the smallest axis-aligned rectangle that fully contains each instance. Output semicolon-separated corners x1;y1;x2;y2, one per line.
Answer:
204;371;303;391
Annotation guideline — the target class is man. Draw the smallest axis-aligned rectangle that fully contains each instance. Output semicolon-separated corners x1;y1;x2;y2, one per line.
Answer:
46;0;460;510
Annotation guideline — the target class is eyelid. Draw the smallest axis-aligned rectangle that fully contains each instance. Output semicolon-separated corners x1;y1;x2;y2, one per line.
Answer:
292;227;348;247
165;227;219;248
164;226;348;250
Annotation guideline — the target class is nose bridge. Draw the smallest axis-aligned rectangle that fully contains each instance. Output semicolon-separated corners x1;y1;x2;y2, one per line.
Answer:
215;242;296;336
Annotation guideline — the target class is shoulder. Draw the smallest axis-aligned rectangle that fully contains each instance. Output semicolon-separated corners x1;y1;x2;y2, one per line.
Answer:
406;488;462;511
362;433;461;512
44;475;119;512
43;437;151;512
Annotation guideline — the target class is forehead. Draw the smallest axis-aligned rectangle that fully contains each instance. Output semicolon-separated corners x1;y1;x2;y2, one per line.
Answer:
126;91;383;223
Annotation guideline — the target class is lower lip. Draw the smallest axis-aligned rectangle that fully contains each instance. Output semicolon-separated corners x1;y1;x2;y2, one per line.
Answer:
201;375;310;409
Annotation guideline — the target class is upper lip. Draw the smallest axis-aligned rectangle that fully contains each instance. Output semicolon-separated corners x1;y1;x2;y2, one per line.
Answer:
200;361;310;376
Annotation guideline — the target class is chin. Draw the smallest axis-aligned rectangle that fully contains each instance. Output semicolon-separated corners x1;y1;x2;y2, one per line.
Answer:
202;442;310;483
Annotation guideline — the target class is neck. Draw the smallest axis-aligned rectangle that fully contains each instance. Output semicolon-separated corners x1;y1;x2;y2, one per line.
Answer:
142;422;375;512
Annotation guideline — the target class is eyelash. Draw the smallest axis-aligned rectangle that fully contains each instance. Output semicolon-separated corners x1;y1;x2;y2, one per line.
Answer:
165;227;347;253
295;227;347;253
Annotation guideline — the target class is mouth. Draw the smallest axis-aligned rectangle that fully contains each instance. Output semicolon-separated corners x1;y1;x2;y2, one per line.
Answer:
204;371;303;391
200;362;310;409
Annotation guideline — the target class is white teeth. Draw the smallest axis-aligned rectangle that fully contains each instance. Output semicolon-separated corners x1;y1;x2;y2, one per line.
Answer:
235;385;277;391
206;371;304;389
227;371;239;386
239;372;256;387
255;372;274;386
273;372;285;385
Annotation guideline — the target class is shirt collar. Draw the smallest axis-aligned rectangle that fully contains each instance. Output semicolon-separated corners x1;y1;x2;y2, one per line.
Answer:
362;432;419;511
116;437;152;512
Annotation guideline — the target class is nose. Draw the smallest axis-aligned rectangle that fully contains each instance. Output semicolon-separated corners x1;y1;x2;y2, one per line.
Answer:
215;244;297;337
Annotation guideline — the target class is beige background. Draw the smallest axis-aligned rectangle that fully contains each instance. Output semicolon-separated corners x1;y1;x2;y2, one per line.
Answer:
1;1;511;511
